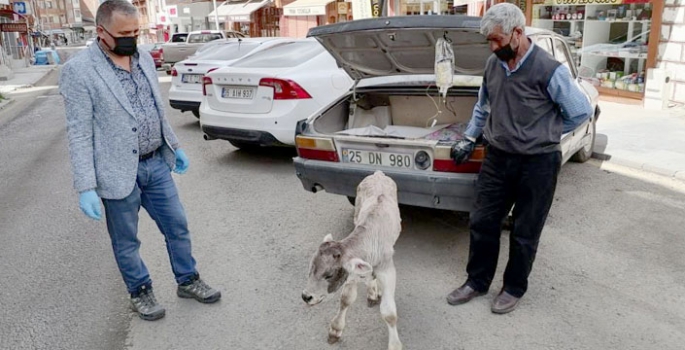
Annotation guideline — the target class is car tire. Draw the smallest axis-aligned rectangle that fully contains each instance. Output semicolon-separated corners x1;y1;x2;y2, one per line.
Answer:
229;141;259;151
192;109;200;118
571;115;596;163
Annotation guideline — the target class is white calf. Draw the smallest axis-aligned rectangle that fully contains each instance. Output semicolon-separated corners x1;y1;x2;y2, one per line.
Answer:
302;171;402;350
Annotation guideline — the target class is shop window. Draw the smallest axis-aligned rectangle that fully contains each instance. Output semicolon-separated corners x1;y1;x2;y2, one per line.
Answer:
531;1;653;95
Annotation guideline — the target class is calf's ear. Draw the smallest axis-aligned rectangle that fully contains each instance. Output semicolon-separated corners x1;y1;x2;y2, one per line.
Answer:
345;258;373;276
323;234;334;243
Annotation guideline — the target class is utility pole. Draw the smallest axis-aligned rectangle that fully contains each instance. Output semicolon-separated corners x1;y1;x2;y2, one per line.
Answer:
212;0;219;30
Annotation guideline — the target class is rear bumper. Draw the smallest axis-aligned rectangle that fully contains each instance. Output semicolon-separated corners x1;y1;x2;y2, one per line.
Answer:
201;125;288;147
169;100;201;112
293;157;478;212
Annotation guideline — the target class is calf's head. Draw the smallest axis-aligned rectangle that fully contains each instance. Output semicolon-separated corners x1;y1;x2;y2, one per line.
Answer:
302;234;372;306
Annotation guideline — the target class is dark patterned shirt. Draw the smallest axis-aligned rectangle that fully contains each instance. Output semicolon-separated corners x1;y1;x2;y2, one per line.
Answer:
100;44;163;156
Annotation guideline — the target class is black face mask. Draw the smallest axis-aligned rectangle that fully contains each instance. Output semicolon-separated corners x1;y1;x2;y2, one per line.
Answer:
494;32;518;62
101;27;137;56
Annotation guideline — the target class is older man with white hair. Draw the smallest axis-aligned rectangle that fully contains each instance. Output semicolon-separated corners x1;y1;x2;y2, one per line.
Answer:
447;3;593;314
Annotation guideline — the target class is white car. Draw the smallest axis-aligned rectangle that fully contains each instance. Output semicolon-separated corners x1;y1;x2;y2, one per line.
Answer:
168;37;290;118
292;16;600;212
199;38;353;149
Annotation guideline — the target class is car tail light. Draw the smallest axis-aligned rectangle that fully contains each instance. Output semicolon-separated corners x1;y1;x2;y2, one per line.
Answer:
432;144;485;173
259;78;311;100
171;67;178;77
206;67;219;75
202;76;212;96
296;136;338;162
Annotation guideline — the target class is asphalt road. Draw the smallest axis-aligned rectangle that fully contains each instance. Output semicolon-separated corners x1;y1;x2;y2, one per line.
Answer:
1;65;684;350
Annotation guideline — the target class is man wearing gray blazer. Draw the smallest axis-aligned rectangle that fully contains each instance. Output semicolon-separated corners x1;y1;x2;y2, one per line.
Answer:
59;0;220;321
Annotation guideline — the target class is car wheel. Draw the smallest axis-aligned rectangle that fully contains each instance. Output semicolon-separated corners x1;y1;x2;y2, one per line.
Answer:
229;141;259;150
571;115;596;163
192;109;200;118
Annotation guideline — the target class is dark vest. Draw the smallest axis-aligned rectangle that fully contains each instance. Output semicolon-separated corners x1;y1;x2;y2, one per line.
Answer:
483;44;562;155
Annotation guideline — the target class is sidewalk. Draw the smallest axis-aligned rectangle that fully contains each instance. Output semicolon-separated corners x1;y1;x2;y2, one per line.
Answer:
0;65;57;94
592;100;685;180
0;65;57;110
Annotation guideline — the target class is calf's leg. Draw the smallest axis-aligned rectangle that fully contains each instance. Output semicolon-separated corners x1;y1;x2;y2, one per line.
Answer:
377;263;402;350
329;279;358;344
366;276;381;307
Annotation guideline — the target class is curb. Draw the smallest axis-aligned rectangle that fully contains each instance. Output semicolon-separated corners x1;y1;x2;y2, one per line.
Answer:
0;98;15;111
591;152;682;178
0;66;58;94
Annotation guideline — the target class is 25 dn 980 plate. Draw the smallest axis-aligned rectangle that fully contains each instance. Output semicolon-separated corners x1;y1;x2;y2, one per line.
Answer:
342;149;412;169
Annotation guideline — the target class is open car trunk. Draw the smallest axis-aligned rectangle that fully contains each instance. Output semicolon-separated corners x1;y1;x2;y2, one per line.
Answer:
312;91;477;141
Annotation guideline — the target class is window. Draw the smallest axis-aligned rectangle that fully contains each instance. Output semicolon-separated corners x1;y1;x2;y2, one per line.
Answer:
187;33;224;44
553;38;573;77
231;41;323;68
198;42;261;61
536;36;553;55
46;1;53;8
74;9;81;18
171;33;188;42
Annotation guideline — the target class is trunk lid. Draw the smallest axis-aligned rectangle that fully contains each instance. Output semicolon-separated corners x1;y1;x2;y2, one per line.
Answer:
205;67;289;114
307;15;491;81
174;60;229;92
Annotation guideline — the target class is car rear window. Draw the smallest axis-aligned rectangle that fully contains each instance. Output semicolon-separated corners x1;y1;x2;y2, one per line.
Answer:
188;33;224;43
197;42;261;61
171;34;188;43
230;41;323;68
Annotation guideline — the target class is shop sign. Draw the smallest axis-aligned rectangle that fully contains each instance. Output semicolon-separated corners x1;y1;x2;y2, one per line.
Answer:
337;2;348;14
351;0;372;19
533;0;650;4
284;6;327;16
371;0;380;18
0;23;28;33
13;2;29;15
228;15;251;22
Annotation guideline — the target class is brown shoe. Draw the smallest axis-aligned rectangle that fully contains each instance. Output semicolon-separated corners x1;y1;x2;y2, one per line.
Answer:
446;283;485;306
491;290;520;314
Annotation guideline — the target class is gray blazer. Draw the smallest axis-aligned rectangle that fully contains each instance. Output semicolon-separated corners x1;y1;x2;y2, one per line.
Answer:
60;43;180;200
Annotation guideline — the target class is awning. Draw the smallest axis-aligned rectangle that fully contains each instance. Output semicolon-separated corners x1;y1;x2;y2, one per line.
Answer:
283;0;333;16
49;29;65;35
208;0;271;22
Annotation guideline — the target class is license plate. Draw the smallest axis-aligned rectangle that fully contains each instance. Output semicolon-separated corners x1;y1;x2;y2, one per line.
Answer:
342;149;413;169
222;87;254;99
181;74;203;84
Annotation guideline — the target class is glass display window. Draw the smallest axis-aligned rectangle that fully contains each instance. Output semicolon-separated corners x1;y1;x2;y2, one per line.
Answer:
531;0;654;96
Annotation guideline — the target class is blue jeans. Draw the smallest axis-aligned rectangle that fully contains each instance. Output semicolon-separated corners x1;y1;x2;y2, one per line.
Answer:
101;152;197;294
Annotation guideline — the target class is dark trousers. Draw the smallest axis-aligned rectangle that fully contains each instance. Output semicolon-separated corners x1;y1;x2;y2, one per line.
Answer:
466;145;561;298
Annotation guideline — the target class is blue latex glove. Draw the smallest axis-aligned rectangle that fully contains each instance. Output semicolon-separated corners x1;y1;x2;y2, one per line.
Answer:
174;148;189;174
79;190;102;221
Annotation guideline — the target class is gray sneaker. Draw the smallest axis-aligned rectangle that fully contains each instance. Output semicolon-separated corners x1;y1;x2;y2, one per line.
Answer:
130;289;166;321
177;278;221;304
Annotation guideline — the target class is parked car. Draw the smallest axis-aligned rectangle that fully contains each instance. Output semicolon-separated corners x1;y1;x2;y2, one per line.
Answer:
162;30;245;74
292;16;601;212
169;37;290;118
199;38;354;149
139;43;164;68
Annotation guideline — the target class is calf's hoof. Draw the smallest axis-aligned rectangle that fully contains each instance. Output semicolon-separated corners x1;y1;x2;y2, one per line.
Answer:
367;296;381;308
327;334;341;344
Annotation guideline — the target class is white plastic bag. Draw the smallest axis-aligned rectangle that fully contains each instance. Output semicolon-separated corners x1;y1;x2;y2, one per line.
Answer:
435;37;455;99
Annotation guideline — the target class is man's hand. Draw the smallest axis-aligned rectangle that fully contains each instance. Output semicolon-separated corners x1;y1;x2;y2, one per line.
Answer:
174;149;189;174
79;190;102;221
450;139;476;165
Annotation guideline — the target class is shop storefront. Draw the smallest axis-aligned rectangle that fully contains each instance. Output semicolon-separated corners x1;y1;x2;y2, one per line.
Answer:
281;0;342;37
210;0;282;37
525;0;662;101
